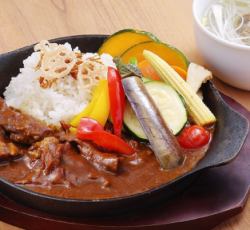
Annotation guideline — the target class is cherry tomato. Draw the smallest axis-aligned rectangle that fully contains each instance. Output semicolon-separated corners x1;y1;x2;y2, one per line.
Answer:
177;125;210;149
77;118;104;133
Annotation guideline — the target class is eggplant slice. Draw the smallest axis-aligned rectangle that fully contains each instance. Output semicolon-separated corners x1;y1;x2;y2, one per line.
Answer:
122;76;183;169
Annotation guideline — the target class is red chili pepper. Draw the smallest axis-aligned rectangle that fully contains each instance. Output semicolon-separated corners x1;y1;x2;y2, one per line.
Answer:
107;67;125;136
77;118;104;133
77;130;134;155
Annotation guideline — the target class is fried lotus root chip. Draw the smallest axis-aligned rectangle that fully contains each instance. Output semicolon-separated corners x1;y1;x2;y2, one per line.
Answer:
35;40;77;80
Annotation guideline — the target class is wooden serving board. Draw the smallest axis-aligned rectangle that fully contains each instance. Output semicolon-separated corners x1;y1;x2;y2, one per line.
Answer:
0;94;249;230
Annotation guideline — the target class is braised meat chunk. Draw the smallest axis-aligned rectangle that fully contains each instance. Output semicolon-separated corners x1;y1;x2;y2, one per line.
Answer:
0;127;21;161
77;141;119;173
57;132;119;173
17;137;66;186
0;141;20;161
0;98;52;145
28;137;63;174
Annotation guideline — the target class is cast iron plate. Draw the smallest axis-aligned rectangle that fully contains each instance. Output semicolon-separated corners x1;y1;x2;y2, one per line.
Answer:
0;35;248;216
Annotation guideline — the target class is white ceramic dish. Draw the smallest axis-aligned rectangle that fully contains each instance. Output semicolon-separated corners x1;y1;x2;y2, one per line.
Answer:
193;0;250;91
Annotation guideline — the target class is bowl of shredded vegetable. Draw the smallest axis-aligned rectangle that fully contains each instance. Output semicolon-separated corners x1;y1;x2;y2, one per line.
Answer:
193;0;250;91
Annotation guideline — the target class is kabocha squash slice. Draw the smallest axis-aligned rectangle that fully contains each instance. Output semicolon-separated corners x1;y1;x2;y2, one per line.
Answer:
121;41;189;71
98;29;159;57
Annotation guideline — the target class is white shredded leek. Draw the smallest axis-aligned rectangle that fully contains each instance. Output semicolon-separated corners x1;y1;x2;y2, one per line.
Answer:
202;0;250;46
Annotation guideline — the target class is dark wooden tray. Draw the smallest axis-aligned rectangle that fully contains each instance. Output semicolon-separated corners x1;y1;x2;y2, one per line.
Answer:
0;94;249;230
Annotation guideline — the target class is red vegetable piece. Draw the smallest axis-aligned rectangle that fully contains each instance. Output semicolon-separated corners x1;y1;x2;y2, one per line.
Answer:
77;131;134;155
77;118;104;133
177;125;210;149
107;67;125;136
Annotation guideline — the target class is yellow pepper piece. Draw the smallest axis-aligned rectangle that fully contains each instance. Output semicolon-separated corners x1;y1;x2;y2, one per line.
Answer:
88;80;110;126
70;79;110;127
69;127;77;134
70;80;106;127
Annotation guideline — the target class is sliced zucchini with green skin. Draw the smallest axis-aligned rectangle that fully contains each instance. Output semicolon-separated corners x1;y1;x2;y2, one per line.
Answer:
123;81;187;139
146;82;187;134
124;101;147;140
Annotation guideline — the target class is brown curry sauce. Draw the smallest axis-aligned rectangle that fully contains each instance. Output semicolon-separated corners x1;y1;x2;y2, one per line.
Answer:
0;140;208;199
0;97;210;200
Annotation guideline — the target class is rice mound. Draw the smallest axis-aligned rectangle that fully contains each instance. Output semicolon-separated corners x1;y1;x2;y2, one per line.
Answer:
4;41;115;126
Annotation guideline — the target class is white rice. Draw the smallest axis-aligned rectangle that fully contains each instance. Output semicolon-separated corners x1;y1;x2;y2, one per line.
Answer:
3;42;115;126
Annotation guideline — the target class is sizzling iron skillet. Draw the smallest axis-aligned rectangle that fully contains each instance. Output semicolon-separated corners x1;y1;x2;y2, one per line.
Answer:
0;35;248;216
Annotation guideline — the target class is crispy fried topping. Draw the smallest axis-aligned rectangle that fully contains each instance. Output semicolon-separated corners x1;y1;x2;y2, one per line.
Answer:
34;41;108;88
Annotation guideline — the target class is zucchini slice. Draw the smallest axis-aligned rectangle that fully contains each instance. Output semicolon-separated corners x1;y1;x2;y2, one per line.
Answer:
124;81;187;139
124;101;147;140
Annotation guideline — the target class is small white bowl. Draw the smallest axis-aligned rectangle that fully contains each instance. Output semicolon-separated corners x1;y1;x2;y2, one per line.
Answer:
193;0;250;91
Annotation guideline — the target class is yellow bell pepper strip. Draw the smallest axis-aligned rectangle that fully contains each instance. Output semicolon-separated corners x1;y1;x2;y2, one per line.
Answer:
70;100;96;127
69;127;77;134
88;80;110;126
70;80;104;127
70;79;110;127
